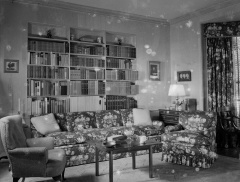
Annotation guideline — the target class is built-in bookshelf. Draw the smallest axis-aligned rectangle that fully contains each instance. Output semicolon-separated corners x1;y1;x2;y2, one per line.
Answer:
27;23;138;114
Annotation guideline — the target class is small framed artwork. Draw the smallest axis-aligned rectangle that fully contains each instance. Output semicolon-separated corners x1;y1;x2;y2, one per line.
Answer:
4;59;19;73
149;61;160;81
177;71;191;82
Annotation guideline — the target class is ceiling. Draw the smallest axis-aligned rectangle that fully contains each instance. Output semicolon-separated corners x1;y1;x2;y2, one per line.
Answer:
56;0;238;22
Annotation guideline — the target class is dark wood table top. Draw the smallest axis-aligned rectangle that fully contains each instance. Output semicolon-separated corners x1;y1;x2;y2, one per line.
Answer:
87;139;162;153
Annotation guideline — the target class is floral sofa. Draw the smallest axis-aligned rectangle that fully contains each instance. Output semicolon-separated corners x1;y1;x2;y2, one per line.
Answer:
30;109;164;167
161;111;218;168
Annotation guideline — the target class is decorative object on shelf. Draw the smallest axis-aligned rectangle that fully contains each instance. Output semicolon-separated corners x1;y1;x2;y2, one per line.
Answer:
4;59;19;73
149;61;160;81
97;36;102;43
168;84;186;111
46;28;55;38
177;71;191;82
70;34;74;40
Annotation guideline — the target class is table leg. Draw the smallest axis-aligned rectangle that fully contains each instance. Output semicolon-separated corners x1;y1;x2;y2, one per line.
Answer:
95;147;99;176
109;151;113;182
132;152;136;169
149;146;153;178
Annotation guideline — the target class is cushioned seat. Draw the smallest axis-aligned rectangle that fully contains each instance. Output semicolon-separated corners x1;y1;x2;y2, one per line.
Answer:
161;111;218;168
0;115;66;182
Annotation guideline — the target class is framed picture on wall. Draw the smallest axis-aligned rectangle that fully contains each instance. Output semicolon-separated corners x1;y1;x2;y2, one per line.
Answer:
149;61;160;81
4;59;19;73
177;71;191;82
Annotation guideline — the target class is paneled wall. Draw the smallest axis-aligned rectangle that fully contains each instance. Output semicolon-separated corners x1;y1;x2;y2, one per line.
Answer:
0;1;170;117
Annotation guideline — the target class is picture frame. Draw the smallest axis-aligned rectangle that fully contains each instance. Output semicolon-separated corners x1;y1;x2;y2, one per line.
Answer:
177;71;191;82
149;61;160;81
4;59;19;73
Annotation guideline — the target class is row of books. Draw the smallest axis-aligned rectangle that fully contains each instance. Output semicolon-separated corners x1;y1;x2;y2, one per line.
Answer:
27;97;70;115
70;69;105;80
70;44;104;55
105;82;135;95
28;40;67;53
106;45;136;58
70;56;105;68
27;65;69;79
105;70;138;81
27;95;138;114
70;96;106;112
27;80;68;96
69;80;105;95
106;58;132;69
28;52;69;66
106;95;137;110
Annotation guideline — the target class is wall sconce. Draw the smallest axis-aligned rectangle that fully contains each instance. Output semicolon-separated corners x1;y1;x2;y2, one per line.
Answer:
168;84;186;111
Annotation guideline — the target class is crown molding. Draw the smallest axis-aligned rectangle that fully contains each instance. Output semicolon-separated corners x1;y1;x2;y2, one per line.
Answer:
170;0;240;24
9;0;169;25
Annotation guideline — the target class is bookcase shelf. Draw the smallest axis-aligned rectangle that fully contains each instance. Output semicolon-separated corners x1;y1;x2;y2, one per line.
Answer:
26;23;138;114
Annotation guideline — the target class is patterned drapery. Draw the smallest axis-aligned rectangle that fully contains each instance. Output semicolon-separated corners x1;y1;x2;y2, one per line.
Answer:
203;21;240;37
206;37;234;112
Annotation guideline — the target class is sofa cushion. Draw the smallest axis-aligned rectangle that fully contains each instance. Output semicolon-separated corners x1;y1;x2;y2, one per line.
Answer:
120;109;134;126
47;131;87;147
31;113;61;135
179;111;216;132
95;110;122;128
54;113;73;132
133;108;152;126
71;112;96;131
54;112;96;132
161;130;212;146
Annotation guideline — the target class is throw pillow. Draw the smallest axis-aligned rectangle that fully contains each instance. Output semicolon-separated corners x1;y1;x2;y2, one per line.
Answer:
133;108;152;126
31;113;61;135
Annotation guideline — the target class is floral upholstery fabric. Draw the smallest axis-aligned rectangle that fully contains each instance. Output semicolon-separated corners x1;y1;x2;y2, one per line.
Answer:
164;124;182;133
162;130;211;146
51;126;162;167
95;110;123;128
47;131;87;146
54;112;96;132
161;111;217;168
120;109;134;126
161;142;217;168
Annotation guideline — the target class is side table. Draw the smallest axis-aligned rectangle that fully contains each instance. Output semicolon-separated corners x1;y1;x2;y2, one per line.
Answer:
159;109;180;125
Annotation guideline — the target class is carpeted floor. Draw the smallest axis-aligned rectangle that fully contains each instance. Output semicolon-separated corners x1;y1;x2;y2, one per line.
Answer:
1;153;240;182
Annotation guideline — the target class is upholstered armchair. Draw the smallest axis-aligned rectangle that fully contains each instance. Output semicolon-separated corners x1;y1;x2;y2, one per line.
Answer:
0;115;66;182
161;111;218;168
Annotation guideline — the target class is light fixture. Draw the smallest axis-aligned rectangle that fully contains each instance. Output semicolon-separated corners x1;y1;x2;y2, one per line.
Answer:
168;84;186;110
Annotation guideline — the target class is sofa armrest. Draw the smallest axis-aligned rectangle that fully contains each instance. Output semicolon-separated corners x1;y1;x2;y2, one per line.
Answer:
164;124;183;133
26;137;54;150
9;147;48;163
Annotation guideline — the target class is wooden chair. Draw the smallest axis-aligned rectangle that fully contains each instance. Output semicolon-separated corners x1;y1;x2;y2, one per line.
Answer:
217;107;240;148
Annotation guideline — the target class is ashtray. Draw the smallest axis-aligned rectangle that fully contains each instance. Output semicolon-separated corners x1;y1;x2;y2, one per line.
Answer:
103;140;116;147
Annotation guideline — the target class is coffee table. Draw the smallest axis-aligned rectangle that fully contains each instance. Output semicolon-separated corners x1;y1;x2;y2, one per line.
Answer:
88;140;162;182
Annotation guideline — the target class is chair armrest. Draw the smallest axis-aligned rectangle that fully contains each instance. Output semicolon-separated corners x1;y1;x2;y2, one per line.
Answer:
8;147;48;163
26;137;54;150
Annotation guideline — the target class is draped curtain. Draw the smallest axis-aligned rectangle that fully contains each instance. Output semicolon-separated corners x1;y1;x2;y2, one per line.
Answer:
206;38;234;112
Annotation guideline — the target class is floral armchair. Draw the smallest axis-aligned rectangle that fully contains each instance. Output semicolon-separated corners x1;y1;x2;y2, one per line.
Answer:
161;111;218;168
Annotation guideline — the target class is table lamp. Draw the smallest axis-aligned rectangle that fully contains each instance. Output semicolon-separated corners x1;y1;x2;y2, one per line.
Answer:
168;84;186;110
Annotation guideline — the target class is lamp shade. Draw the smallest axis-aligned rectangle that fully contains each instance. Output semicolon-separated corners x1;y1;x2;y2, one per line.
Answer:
168;84;186;97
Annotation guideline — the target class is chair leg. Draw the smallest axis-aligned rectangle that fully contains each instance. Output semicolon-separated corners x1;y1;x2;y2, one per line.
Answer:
62;168;66;181
13;177;20;182
52;175;62;182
